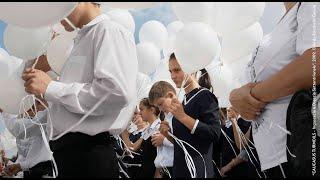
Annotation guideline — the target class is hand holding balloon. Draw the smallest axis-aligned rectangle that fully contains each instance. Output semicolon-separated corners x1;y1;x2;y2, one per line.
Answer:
22;68;52;96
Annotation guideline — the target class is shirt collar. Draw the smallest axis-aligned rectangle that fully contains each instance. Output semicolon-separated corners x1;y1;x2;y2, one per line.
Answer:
150;118;161;129
79;13;110;32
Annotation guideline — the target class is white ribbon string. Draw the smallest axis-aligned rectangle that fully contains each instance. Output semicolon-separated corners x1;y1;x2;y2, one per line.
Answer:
220;128;237;157
255;120;289;178
50;91;112;141
18;95;58;178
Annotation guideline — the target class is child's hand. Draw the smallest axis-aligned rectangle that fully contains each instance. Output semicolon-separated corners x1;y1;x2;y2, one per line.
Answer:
159;121;170;138
151;133;165;147
3;164;22;177
169;98;186;120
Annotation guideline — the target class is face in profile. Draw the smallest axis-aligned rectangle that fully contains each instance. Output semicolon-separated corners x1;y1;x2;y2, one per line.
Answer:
60;3;83;32
169;59;185;88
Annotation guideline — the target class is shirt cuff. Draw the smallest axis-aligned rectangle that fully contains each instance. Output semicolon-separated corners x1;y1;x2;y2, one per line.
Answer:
44;81;67;103
191;119;200;134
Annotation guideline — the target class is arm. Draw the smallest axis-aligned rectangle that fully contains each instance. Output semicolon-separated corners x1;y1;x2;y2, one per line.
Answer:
251;48;320;102
154;168;162;178
121;130;133;149
175;92;221;143
25;26;137;117
252;3;320;102
231;118;251;149
130;138;144;152
220;154;247;177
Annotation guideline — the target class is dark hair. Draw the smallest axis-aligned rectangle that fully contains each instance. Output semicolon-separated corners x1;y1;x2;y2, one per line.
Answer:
169;53;176;61
198;68;213;92
140;98;160;116
149;81;176;105
219;108;227;124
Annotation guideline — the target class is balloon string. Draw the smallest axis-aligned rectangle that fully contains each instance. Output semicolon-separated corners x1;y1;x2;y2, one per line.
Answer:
254;120;289;178
18;94;58;178
230;120;262;178
50;91;112;141
118;161;130;178
220;128;237;157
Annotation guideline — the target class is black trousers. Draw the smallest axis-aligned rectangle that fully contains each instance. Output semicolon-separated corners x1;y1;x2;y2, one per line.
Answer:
23;160;53;178
264;162;290;178
49;132;119;178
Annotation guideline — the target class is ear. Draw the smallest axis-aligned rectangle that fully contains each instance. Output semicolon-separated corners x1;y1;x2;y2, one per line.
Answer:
150;107;156;114
166;91;175;99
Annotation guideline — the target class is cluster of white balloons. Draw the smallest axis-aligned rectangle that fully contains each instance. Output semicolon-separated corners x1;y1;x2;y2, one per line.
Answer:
170;2;265;107
0;2;158;115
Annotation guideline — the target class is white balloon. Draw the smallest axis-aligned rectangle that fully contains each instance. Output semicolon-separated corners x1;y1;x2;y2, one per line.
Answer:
174;22;221;74
221;22;263;64
47;32;76;74
227;54;252;86
208;65;239;107
52;23;67;35
210;2;265;36
163;36;176;60
109;72;152;135
100;2;157;10
139;20;168;50
0;54;33;114
4;25;53;60
0;2;77;28
167;21;184;37
152;59;177;89
153;59;170;81
171;2;213;23
136;42;161;75
136;72;152;100
106;9;135;34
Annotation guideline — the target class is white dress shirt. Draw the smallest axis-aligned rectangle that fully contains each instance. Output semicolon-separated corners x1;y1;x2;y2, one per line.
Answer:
154;115;174;168
245;3;320;171
44;14;138;138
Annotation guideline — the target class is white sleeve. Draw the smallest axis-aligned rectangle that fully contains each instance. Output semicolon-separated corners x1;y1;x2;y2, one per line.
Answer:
296;2;320;55
45;25;138;116
1;111;46;139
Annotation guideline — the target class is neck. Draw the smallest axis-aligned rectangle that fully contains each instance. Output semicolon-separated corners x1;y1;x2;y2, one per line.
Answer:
78;5;101;29
184;79;200;95
284;2;297;12
147;115;157;124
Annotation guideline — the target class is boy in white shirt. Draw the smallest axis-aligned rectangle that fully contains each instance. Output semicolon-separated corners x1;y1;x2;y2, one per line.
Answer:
22;2;138;177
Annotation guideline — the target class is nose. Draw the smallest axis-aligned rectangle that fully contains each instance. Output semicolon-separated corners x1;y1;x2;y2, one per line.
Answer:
171;72;177;81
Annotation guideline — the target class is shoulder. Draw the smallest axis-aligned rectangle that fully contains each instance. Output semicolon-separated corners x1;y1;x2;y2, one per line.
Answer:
197;88;218;104
96;18;133;38
297;2;319;25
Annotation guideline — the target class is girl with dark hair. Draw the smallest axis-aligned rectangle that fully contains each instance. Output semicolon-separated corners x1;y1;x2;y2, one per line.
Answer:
133;98;161;178
158;53;221;178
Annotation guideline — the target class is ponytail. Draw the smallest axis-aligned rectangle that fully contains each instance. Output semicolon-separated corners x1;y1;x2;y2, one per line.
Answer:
198;68;213;92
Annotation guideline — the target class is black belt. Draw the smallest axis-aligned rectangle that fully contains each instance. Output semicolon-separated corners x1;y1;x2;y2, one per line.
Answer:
49;132;112;151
